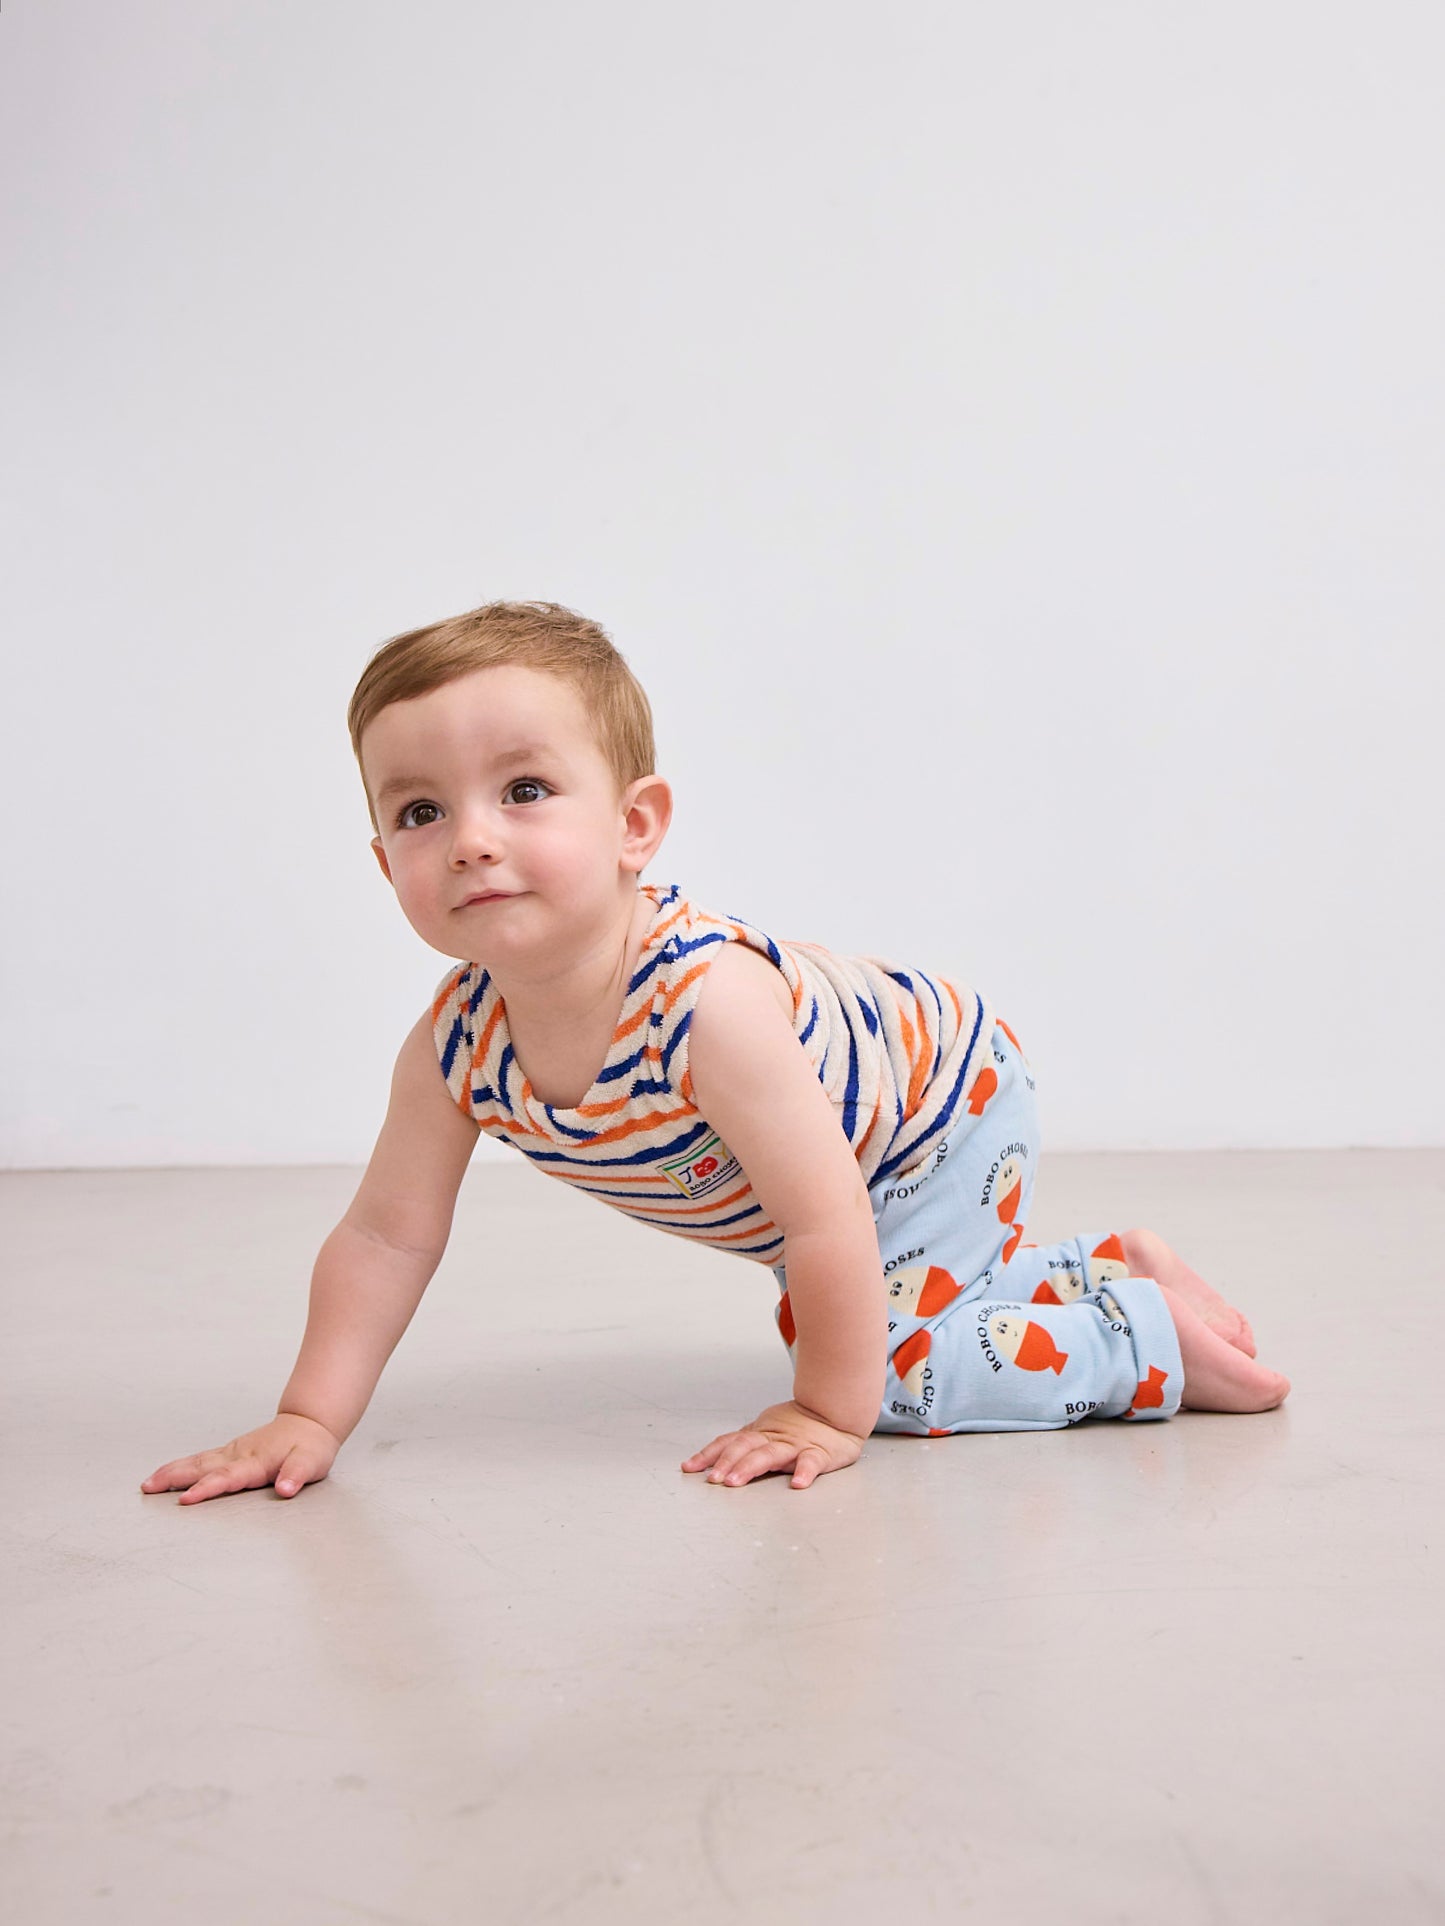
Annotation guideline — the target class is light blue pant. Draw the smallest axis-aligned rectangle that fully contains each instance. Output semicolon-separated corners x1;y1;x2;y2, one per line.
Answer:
773;1020;1184;1435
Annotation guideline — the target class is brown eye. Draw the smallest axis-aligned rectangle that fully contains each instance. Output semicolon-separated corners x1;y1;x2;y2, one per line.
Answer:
506;780;548;805
398;801;441;829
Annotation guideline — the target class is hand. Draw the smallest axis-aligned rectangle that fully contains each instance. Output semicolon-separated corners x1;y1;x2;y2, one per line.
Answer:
681;1400;865;1490
140;1412;341;1505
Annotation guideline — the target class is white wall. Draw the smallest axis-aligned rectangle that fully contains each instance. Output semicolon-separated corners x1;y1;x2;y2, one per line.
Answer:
2;0;1440;1167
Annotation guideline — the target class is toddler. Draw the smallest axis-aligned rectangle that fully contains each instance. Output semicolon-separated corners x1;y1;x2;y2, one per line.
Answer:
143;601;1289;1504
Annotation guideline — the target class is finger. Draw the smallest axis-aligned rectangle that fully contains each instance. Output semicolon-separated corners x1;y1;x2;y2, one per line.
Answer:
175;1460;267;1506
705;1435;766;1482
274;1448;325;1498
141;1456;206;1492
680;1435;733;1472
714;1442;791;1487
790;1446;830;1490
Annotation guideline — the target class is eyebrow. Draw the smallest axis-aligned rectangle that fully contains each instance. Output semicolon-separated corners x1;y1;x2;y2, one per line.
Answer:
372;746;556;806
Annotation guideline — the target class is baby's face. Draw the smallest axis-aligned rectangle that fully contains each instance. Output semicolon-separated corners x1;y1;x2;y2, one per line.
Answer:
362;664;653;964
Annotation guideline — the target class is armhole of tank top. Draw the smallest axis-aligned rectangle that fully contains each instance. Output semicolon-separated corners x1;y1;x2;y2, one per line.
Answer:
674;919;802;1108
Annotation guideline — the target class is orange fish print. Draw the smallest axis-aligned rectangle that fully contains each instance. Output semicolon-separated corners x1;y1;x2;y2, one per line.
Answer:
966;1065;999;1117
1088;1233;1129;1288
1128;1365;1169;1414
988;1313;1069;1375
1032;1266;1085;1307
892;1329;932;1399
994;1153;1025;1226
887;1264;962;1319
997;1018;1026;1059
1002;1222;1026;1263
777;1290;796;1348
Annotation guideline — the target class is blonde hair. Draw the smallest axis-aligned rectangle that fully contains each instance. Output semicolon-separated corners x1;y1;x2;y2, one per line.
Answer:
347;600;656;830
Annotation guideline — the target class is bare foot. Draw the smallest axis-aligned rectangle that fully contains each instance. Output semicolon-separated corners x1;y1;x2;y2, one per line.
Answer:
1158;1284;1289;1412
1120;1226;1257;1357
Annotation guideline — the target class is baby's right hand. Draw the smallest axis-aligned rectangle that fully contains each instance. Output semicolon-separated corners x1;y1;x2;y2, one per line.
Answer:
140;1412;341;1505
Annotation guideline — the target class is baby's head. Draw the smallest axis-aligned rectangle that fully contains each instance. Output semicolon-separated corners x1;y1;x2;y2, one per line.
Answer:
349;600;672;962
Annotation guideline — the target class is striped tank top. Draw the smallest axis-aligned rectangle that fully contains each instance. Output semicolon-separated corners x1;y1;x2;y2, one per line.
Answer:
430;883;996;1268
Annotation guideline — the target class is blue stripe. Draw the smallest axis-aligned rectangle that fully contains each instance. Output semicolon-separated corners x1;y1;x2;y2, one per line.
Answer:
627;944;672;996
661;1008;692;1077
440;1015;465;1081
513;1120;711;1170
857;997;879;1038
628;1076;674;1100
840;1022;860;1141
624;920;728;1001
649;1218;783;1260
719;912;779;966
671;929;730;962
798;996;820;1048
874;991;986;1179
921;972;945;1081
593;1040;650;1088
468;1084;496;1105
592;1203;766;1234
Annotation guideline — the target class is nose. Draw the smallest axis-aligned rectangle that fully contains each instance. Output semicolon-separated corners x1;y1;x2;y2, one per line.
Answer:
447;805;502;868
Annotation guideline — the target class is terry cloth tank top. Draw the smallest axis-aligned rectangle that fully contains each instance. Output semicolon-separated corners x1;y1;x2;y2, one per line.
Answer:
431;883;996;1268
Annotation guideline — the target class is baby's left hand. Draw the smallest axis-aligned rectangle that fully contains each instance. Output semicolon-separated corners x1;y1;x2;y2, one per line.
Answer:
682;1401;865;1490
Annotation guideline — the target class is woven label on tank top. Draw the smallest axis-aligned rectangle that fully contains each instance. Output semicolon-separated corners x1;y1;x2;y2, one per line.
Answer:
660;1132;741;1200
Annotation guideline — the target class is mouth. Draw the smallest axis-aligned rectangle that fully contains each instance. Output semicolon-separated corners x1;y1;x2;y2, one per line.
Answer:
456;891;512;909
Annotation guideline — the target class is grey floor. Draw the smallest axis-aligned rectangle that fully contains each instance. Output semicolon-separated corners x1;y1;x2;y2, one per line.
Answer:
4;1150;1443;1925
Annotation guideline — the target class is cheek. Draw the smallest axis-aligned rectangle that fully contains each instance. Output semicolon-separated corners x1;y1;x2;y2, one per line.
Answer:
526;818;597;876
388;844;442;903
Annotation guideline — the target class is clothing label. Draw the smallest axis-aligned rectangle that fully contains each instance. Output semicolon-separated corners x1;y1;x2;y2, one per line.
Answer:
660;1132;741;1200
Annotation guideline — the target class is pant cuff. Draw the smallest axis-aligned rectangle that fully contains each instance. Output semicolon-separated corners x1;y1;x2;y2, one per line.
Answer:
1100;1273;1185;1422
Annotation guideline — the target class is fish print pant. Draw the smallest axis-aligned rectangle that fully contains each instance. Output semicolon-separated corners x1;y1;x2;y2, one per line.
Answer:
772;1019;1184;1435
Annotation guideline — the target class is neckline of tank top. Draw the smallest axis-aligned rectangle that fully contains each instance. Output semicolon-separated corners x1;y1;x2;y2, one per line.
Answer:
488;881;688;1124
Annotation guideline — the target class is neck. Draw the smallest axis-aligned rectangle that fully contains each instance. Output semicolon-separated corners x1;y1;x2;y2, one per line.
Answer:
487;885;652;1045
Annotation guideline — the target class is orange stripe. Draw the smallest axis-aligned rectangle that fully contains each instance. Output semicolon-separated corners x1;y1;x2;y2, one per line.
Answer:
472;1110;544;1139
904;1000;932;1121
661;960;708;1014
854;1084;886;1160
651;900;689;947
571;1090;644;1121
563;1178;755;1220
612;1000;652;1047
543;1169;670;1187
651;1216;777;1246
432;970;465;1025
475;996;505;1068
894;995;920;1086
551;1105;693;1150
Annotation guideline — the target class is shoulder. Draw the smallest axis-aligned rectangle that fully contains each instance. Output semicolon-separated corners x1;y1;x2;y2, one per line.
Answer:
693;934;795;1027
685;937;804;1113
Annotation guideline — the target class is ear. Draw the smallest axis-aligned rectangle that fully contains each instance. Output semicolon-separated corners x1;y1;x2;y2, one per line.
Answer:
619;775;673;875
370;836;394;885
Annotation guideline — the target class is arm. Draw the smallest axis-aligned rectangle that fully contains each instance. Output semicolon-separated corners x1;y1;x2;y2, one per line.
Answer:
141;1011;481;1504
680;942;887;1487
